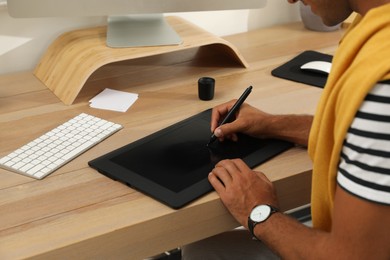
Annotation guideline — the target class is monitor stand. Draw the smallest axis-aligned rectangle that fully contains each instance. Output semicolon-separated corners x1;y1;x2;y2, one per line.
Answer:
107;14;182;47
34;16;249;105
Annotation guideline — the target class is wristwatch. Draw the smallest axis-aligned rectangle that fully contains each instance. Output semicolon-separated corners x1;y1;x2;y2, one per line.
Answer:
248;204;279;239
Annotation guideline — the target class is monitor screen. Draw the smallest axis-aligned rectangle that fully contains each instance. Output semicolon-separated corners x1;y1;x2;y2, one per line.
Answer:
7;0;267;47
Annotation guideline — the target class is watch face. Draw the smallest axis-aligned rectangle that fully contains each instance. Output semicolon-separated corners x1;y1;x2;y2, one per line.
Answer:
250;205;271;222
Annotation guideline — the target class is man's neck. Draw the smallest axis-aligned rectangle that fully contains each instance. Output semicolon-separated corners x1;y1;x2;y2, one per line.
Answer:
354;0;390;15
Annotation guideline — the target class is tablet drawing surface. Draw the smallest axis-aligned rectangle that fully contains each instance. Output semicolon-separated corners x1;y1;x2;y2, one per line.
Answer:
89;109;292;208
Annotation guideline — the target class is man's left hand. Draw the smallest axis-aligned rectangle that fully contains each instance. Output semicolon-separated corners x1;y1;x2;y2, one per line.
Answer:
208;159;279;228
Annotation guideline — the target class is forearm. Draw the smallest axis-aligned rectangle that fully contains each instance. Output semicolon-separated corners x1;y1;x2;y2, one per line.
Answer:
253;207;390;260
262;114;313;147
254;212;328;259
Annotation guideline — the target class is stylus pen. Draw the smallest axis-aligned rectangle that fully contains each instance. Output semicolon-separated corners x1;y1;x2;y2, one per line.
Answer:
207;86;253;146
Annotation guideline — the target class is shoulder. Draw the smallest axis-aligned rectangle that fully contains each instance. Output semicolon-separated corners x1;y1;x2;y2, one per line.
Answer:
337;81;390;205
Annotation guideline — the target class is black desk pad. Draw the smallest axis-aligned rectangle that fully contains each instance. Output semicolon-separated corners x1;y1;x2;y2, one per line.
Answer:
271;50;333;88
89;109;293;209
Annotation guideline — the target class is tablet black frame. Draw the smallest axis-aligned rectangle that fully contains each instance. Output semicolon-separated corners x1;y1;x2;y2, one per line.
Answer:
88;109;293;209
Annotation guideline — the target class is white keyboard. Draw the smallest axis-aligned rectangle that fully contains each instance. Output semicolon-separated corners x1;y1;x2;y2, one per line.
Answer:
0;113;122;179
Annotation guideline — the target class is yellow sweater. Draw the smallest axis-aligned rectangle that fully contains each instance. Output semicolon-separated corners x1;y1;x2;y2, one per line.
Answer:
308;4;390;231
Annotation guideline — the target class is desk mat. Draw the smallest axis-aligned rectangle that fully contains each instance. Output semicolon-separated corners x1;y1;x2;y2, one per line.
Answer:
89;109;293;209
271;50;333;88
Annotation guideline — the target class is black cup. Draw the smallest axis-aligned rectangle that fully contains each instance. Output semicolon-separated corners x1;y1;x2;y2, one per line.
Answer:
198;77;215;101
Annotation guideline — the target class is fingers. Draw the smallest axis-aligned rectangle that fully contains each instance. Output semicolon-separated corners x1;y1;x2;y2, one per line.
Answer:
217;158;250;175
214;128;238;142
208;160;239;195
210;100;237;132
208;161;236;188
208;159;250;190
208;171;225;194
211;102;241;142
211;101;260;142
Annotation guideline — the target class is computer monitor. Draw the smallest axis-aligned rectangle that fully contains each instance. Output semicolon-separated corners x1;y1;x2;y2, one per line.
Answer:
7;0;267;47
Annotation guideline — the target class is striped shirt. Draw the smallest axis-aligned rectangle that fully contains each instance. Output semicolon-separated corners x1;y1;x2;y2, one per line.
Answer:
337;80;390;205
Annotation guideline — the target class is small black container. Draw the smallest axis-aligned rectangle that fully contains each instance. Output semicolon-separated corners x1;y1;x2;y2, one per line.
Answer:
198;77;215;101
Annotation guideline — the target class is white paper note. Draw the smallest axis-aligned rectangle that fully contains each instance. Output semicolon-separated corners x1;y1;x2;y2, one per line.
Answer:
89;88;138;112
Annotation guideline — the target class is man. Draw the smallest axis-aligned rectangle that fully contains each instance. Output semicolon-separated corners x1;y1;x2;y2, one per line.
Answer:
182;0;390;259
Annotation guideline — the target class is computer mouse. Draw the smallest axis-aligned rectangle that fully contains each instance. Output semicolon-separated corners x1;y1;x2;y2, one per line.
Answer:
300;61;332;75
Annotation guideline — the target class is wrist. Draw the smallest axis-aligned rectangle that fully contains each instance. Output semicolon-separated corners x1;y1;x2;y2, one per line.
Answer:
248;204;279;240
252;210;283;240
264;114;312;146
262;115;284;137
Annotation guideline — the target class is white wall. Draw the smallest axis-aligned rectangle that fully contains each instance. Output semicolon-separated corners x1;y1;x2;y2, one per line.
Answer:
0;0;300;75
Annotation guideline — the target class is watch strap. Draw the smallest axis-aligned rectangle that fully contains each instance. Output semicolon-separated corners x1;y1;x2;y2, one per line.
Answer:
248;218;257;239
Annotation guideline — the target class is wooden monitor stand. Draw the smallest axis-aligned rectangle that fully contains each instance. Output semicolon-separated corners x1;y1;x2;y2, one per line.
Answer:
34;16;249;105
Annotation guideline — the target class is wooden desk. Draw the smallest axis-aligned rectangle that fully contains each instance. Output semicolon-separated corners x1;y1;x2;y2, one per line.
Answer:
0;22;343;259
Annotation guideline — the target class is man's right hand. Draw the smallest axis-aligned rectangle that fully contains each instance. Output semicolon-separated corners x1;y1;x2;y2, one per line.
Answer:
210;100;273;142
210;100;313;147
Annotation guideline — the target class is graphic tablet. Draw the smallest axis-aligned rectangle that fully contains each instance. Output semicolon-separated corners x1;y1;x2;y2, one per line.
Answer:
88;109;293;209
